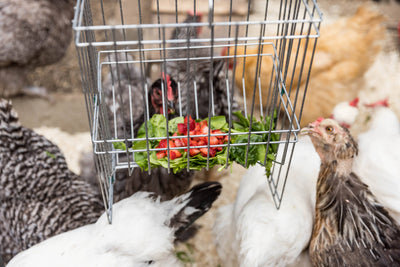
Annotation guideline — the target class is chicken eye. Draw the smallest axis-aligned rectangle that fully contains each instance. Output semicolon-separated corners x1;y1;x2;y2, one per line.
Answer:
325;126;333;133
145;260;154;265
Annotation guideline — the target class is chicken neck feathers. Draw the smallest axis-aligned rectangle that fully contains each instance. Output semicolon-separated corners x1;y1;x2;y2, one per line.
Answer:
311;162;400;267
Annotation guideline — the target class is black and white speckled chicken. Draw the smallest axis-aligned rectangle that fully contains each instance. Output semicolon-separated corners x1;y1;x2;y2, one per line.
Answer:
81;53;195;202
0;0;75;97
0;99;104;264
301;118;400;267
166;11;239;119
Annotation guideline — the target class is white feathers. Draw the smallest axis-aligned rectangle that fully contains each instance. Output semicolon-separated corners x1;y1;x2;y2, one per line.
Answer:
332;98;400;223
213;136;320;267
353;106;400;222
331;101;359;128
7;192;182;267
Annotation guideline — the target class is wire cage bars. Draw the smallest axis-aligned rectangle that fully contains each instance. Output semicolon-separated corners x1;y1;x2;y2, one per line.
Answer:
73;0;322;221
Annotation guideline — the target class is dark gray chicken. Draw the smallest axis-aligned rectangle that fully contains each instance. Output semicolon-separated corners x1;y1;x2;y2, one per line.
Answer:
102;52;152;140
0;0;75;97
166;11;239;119
0;99;104;263
301;118;400;267
81;53;194;202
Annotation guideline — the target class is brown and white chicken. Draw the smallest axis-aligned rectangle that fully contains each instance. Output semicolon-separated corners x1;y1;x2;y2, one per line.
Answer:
301;118;400;266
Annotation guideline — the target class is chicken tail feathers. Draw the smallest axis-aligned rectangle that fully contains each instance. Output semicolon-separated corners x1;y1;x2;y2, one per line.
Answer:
0;98;19;125
167;181;222;241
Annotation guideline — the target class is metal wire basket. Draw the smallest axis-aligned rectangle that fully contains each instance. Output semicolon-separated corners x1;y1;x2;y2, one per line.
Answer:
73;0;322;220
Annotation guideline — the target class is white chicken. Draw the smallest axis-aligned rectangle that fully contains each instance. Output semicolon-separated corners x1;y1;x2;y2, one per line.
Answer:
214;97;400;266
7;182;222;267
332;99;400;222
330;97;359;129
213;136;320;267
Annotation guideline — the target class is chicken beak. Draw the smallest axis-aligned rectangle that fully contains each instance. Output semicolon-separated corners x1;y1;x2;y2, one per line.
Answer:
300;126;312;136
167;100;176;114
300;117;325;136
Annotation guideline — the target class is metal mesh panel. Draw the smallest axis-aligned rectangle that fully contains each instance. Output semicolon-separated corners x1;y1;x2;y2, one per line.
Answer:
73;0;322;220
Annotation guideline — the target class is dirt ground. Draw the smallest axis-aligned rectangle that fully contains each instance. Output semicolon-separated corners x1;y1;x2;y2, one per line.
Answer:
7;0;400;266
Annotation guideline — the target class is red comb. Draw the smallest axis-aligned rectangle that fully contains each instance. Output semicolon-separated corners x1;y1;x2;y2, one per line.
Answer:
349;97;359;107
187;10;203;19
364;99;389;108
310;117;324;127
162;72;174;101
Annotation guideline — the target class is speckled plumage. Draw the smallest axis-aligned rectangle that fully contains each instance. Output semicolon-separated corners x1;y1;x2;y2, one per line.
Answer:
0;99;104;263
102;52;151;140
302;118;400;267
166;13;239;119
0;0;75;97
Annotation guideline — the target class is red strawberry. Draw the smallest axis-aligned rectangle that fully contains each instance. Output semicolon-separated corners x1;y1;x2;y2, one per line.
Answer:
200;125;209;135
209;147;217;157
181;137;188;146
194;122;201;132
179;123;197;135
156;151;166;159
209;136;219;145
200;147;217;157
199;148;207;156
199;120;208;128
156;139;175;152
190;140;198;146
169;150;182;160
197;139;206;146
189;148;201;156
184;115;193;123
156;139;168;148
174;138;184;148
177;123;186;134
212;130;225;139
169;140;175;148
189;120;195;131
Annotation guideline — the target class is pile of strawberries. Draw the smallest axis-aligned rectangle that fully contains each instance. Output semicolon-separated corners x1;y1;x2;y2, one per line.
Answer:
155;116;228;159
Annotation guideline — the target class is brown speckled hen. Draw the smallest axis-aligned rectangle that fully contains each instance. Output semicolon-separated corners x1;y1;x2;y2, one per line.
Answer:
0;99;103;264
0;0;75;97
301;118;400;267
